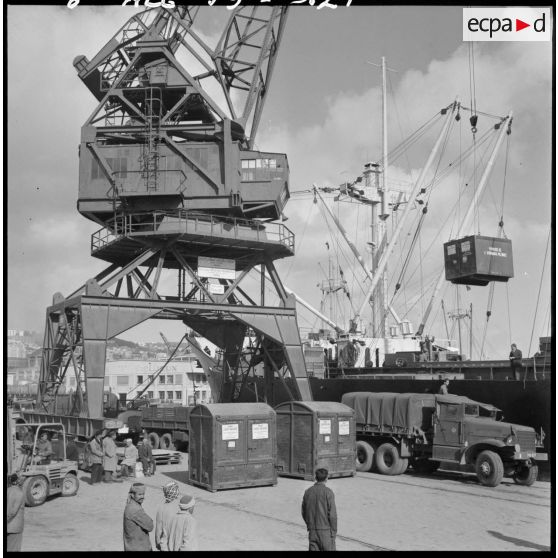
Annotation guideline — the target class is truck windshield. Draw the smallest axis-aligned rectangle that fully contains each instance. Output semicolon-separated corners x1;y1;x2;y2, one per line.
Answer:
464;404;479;416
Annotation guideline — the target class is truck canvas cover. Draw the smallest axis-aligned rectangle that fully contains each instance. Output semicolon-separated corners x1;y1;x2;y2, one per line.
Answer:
341;392;436;433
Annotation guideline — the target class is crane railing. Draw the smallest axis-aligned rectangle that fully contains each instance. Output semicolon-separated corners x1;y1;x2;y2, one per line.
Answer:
91;210;295;252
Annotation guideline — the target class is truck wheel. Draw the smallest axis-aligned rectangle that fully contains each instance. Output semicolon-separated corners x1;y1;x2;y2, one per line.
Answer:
475;450;504;487
375;443;401;475
513;462;538;486
149;432;160;449
23;475;49;507
356;441;375;472
396;457;409;475
160;433;174;450
62;473;79;497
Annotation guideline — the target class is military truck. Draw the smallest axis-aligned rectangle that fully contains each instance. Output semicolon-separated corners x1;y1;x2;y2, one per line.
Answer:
126;403;192;451
7;408;80;506
342;392;546;487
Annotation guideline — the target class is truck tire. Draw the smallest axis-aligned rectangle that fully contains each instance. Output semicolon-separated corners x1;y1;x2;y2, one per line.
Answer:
62;473;79;497
148;432;160;449
475;450;504;487
513;462;538;486
356;440;375;472
23;475;49;507
375;443;401;475
160;433;174;450
396;457;409;475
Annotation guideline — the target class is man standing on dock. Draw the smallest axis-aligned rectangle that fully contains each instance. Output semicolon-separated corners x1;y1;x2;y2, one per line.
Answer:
301;468;337;551
509;343;523;380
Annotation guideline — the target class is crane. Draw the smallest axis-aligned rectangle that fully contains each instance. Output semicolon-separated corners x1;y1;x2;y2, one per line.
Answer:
37;4;313;430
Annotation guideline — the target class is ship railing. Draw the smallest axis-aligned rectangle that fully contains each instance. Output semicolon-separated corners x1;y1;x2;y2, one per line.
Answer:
91;210;295;252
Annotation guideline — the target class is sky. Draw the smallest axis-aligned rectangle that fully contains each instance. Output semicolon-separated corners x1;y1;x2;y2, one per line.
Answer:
6;4;554;359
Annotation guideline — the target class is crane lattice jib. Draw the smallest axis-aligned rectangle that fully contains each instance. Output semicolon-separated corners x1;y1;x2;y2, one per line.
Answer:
214;6;288;148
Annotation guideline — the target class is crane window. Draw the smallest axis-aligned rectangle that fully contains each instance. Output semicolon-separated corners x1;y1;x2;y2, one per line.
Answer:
241;158;279;181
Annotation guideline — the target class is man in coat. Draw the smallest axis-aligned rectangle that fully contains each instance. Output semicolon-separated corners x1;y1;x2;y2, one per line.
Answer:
509;343;523;380
103;430;122;483
158;495;199;551
138;437;154;477
301;468;337;551
7;473;25;551
89;431;104;484
123;483;154;551
155;481;181;550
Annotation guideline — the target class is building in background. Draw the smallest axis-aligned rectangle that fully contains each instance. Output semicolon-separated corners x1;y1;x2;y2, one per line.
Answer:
101;356;211;406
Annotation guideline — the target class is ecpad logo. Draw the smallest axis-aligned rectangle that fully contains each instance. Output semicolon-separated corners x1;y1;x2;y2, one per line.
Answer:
463;8;551;42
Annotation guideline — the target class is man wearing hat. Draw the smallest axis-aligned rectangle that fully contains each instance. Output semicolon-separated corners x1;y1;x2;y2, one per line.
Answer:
159;495;199;551
123;483;154;551
155;481;181;550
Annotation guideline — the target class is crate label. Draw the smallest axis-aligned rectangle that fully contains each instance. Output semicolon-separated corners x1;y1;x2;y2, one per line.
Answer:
222;423;239;440
324;435;330;443
446;244;456;255
252;423;269;440
227;441;236;448
339;420;350;436
319;419;331;435
460;240;471;253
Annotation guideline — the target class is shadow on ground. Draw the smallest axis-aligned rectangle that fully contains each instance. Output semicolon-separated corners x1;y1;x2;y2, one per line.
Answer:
487;530;550;551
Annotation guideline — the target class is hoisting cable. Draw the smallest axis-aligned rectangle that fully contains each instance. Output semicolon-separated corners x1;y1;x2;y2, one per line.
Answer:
390;105;455;303
527;227;550;362
479;119;513;357
283;194;316;281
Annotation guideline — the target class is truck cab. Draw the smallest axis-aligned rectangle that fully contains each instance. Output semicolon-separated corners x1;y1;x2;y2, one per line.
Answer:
432;395;546;486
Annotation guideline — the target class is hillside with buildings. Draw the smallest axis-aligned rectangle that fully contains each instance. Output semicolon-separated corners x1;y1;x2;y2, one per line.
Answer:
7;330;213;406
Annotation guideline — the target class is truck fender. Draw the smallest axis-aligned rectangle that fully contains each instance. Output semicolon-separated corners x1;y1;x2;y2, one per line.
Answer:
463;440;506;464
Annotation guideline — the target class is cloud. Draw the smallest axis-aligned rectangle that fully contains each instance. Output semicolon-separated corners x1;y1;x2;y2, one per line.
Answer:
7;6;552;357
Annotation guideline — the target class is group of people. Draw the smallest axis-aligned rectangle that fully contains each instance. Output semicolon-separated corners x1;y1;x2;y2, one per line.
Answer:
88;430;155;485
123;481;198;551
123;470;337;552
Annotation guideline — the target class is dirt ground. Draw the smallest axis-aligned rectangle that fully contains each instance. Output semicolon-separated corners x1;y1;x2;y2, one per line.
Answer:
20;456;552;552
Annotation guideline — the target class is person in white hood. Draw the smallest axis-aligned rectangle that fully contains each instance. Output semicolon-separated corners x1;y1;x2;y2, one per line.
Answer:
158;494;199;551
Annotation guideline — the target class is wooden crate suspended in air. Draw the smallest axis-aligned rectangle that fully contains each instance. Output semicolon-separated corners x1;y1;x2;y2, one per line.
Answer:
444;235;514;286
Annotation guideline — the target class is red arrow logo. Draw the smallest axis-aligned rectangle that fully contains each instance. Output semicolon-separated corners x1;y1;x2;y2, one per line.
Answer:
516;19;530;31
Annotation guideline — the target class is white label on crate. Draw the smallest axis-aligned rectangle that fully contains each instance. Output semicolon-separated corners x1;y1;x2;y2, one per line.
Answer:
324;435;330;443
252;423;269;440
339;420;350;436
222;423;239;440
227;441;236;448
319;419;331;435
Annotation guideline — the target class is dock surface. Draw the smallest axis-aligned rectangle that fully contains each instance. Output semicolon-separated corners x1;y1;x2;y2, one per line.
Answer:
20;455;551;552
